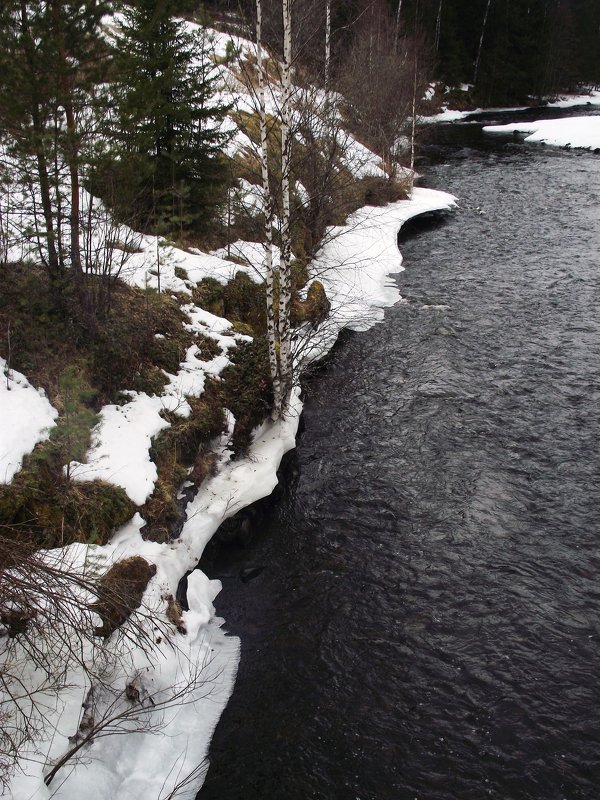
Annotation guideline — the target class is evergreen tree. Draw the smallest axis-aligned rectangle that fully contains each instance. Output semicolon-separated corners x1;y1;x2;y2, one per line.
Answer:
111;0;231;236
0;1;110;281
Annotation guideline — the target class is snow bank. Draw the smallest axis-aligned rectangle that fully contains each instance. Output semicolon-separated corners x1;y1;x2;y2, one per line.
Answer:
302;188;457;363
424;90;600;125
546;90;600;109
6;526;240;800
0;358;58;483
212;240;282;281
483;115;600;150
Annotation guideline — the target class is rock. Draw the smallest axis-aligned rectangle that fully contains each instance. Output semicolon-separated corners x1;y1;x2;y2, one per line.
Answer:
240;566;266;583
433;325;457;337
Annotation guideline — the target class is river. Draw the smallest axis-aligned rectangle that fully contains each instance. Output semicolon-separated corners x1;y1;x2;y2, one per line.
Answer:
197;107;600;800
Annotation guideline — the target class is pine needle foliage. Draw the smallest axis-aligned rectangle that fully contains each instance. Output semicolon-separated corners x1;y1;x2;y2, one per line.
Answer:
110;0;232;236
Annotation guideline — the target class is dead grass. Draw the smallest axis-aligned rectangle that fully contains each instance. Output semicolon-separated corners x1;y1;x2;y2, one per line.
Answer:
91;556;157;639
141;392;226;542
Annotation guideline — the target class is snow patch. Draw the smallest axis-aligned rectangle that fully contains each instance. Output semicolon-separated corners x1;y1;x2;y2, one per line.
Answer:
483;115;600;150
304;188;457;363
0;358;59;483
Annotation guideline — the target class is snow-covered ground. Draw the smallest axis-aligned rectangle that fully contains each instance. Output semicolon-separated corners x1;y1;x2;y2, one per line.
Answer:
1;16;457;800
302;188;457;362
483;115;600;150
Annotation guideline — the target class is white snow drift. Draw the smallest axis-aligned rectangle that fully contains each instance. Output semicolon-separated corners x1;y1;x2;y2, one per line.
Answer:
483;115;600;150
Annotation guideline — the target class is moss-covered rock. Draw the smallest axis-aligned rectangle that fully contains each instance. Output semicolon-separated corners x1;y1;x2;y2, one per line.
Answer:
222;272;267;337
91;556;157;638
292;280;331;328
0;475;135;548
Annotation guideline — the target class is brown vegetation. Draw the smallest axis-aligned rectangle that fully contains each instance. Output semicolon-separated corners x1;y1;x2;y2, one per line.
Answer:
91;556;157;639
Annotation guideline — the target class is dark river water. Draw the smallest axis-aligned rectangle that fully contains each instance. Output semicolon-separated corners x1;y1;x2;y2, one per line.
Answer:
198;107;600;800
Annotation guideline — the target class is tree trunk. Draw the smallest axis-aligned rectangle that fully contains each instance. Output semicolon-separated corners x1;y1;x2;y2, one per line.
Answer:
256;0;283;417
18;2;61;278
50;0;83;279
435;0;443;52
279;0;293;407
410;48;418;193
325;0;331;90
395;0;402;49
474;0;492;87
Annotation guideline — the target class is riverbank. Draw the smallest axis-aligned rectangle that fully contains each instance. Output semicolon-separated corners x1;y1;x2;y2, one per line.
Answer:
483;115;600;150
2;186;455;800
423;88;600;123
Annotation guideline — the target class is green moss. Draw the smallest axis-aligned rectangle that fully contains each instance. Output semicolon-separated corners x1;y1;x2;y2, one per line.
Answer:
141;394;226;541
230;320;255;337
150;336;185;375
91;288;195;403
195;333;223;361
222;272;266;337
139;478;181;544
0;265;87;401
129;365;169;396
192;277;225;317
220;339;273;455
150;396;226;470
174;266;189;281
0;474;135;548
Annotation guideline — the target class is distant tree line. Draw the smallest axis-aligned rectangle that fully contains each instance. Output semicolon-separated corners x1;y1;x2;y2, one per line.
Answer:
393;0;600;105
205;0;600;105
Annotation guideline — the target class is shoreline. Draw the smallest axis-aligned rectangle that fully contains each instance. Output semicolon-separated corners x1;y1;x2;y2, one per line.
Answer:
422;89;600;124
6;188;456;800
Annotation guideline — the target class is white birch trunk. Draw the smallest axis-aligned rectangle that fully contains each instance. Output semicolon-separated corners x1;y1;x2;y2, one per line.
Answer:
325;0;331;91
435;0;443;51
278;0;293;408
256;0;283;417
410;50;418;193
474;0;492;87
395;0;402;49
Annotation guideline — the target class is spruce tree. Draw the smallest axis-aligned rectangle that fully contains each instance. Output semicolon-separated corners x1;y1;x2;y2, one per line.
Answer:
112;0;231;236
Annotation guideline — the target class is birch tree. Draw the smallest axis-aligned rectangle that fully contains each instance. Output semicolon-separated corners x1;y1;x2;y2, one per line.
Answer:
325;0;332;90
434;0;443;51
395;0;402;48
278;0;293;404
256;0;283;416
473;0;492;87
254;0;293;419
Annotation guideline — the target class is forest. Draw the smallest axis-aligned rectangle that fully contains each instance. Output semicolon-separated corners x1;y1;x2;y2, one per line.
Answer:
209;0;600;105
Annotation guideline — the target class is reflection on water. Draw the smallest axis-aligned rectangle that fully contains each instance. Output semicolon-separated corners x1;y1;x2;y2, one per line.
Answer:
199;115;600;800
